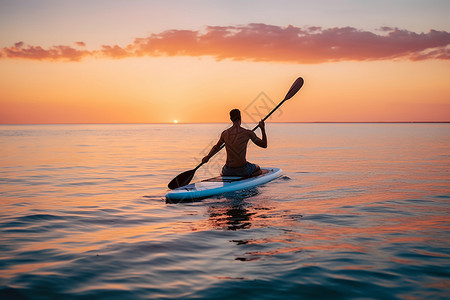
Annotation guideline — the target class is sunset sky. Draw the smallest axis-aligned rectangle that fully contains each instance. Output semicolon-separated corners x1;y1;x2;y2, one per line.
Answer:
0;0;449;123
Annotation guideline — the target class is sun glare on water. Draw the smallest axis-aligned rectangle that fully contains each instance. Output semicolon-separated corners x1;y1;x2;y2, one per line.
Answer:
173;120;178;124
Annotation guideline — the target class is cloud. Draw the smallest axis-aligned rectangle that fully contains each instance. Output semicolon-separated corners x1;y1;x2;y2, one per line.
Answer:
1;24;449;63
100;45;128;59
2;41;91;61
75;41;86;47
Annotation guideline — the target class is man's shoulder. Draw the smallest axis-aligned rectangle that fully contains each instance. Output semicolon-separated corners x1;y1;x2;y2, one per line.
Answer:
222;125;253;135
221;128;230;135
244;128;255;134
239;127;254;134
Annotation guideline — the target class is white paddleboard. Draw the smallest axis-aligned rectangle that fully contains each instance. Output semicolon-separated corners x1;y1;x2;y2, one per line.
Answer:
165;167;282;201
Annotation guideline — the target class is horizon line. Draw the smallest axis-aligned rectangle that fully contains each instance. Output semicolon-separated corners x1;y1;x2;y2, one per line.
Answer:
1;121;449;126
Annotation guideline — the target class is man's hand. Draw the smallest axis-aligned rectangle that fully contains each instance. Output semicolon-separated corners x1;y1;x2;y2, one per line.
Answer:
259;120;265;129
201;156;210;164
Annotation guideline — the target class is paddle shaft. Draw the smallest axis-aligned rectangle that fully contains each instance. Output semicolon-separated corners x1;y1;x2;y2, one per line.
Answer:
252;97;288;131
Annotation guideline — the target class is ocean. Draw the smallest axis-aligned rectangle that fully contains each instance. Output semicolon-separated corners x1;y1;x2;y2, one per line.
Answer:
0;123;449;299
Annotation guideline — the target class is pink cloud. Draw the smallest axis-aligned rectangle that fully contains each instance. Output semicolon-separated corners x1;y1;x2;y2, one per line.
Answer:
1;24;449;63
2;41;91;61
99;45;128;59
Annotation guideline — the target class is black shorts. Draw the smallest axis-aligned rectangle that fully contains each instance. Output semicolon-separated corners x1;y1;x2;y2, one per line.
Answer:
222;162;256;177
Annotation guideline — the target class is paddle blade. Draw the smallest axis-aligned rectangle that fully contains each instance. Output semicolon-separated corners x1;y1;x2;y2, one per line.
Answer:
283;77;304;100
168;169;196;189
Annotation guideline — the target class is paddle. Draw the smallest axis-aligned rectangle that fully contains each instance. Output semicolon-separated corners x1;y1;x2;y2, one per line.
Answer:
168;77;304;189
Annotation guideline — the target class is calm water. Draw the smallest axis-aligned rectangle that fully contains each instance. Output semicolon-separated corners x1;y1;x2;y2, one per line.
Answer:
0;123;449;299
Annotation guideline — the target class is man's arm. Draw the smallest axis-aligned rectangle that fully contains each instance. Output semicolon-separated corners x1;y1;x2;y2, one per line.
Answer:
202;134;224;164
249;121;267;148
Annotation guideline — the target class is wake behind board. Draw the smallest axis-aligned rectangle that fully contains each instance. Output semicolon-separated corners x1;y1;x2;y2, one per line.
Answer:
165;167;282;201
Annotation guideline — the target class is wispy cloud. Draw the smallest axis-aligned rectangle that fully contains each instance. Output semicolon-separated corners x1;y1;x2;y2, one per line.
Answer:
2;42;91;61
2;24;449;63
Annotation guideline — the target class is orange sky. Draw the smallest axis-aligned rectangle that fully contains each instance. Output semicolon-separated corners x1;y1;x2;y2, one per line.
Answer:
0;1;449;123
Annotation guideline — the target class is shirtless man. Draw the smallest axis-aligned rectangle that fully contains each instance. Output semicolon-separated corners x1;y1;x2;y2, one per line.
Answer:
202;109;267;177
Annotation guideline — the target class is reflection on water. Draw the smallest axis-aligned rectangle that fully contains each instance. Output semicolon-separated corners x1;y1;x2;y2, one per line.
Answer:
209;203;254;231
207;188;260;231
1;123;449;299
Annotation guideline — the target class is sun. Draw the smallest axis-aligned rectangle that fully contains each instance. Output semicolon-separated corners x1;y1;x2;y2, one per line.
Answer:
173;120;178;124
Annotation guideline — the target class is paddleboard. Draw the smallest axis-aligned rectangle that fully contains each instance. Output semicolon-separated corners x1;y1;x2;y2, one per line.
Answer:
165;167;282;201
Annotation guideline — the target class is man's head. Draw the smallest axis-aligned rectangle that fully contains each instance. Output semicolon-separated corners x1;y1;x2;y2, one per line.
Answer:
230;109;241;123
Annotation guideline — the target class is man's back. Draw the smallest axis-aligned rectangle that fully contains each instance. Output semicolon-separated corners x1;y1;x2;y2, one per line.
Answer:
221;125;252;167
202;109;267;177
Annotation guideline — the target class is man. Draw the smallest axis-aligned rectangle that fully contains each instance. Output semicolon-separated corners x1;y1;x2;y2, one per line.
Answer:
202;109;267;177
